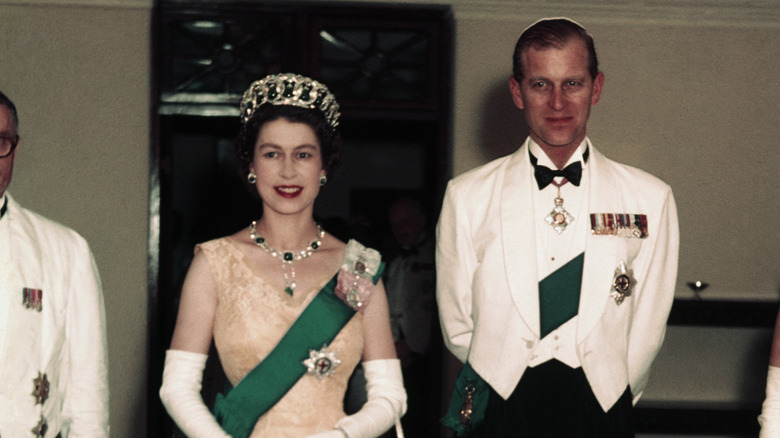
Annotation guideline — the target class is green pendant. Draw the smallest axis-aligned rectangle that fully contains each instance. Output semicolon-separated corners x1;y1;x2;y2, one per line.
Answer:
285;286;293;296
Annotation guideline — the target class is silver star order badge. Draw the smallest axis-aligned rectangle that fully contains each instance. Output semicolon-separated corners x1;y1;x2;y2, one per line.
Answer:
303;345;341;380
545;196;574;234
32;415;48;438
32;372;49;405
610;261;635;305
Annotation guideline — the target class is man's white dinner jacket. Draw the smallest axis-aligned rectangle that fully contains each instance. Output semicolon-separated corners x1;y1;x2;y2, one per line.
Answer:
0;194;109;437
436;138;679;412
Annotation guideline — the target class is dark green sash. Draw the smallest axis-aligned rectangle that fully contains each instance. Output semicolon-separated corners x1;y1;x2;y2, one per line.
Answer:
442;253;585;436
214;263;384;438
539;252;584;338
441;362;490;437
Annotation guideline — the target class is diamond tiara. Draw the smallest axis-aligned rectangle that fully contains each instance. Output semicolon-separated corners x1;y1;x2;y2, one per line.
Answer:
239;73;341;128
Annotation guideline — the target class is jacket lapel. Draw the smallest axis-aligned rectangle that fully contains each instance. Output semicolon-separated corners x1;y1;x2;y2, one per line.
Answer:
501;139;541;338
578;147;619;343
0;196;43;384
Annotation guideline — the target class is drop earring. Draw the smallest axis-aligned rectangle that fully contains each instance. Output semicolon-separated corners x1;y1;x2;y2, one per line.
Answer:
248;172;257;184
320;175;327;186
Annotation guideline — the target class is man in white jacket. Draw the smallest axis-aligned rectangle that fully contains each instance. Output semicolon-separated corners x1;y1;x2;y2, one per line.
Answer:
0;91;109;437
759;308;780;437
437;18;678;437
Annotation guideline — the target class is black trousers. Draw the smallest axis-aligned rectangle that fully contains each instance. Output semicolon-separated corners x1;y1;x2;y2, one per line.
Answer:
471;360;634;438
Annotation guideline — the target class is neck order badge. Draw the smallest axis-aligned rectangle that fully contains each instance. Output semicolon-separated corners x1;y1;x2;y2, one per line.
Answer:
530;148;588;234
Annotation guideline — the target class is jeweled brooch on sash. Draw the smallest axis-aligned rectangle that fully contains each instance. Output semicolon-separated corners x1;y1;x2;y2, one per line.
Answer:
335;240;381;312
303;345;341;380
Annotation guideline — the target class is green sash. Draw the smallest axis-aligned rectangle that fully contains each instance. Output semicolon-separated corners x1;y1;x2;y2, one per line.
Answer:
442;253;585;436
214;263;384;438
539;252;584;338
441;362;489;437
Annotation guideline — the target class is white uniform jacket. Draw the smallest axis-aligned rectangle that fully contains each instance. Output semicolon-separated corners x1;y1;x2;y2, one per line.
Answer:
0;194;109;437
436;138;679;412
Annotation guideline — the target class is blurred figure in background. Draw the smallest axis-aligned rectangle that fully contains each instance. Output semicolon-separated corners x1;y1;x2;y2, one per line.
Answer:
385;197;437;437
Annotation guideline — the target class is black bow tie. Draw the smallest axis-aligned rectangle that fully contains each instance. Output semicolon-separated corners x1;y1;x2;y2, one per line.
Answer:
529;148;589;189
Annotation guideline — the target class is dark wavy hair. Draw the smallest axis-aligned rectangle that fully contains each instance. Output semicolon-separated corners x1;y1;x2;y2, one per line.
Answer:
235;104;342;180
512;18;599;82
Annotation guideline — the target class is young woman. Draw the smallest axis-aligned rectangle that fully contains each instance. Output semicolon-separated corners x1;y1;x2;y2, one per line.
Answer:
160;73;406;438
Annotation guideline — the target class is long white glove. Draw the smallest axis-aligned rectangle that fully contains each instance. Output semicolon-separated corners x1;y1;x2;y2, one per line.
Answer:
760;365;780;437
159;349;232;438
307;359;407;438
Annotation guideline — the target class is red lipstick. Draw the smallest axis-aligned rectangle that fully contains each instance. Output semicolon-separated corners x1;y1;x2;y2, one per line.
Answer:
275;185;303;198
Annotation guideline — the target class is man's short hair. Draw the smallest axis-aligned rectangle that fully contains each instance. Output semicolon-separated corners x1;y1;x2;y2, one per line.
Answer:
0;91;19;133
512;18;599;81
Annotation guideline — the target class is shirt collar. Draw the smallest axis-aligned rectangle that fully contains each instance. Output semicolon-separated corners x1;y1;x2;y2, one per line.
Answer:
528;137;590;169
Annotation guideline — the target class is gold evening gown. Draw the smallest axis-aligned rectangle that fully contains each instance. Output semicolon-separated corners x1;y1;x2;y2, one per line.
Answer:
199;237;364;437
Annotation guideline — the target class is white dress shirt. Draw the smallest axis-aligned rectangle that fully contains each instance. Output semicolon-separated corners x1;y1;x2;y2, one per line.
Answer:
528;139;589;369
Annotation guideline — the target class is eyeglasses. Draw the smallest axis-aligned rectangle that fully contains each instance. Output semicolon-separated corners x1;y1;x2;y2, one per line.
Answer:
0;135;18;158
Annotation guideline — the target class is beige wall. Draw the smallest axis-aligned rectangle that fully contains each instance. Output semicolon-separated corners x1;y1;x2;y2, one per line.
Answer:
0;0;778;436
0;3;150;437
